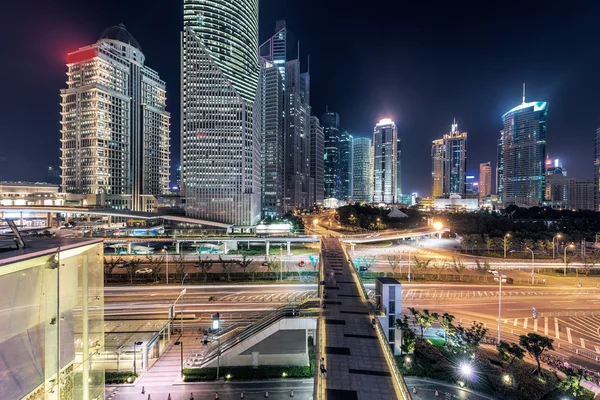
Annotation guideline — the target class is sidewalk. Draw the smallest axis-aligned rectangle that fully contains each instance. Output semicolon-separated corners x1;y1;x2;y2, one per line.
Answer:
404;377;496;400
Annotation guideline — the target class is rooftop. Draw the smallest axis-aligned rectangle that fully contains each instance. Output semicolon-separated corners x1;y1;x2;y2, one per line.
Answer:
0;237;103;265
376;276;402;285
502;101;548;119
99;23;142;52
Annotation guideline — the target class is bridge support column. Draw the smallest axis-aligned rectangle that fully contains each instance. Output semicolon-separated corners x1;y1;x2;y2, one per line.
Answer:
127;242;132;254
266;241;270;257
142;346;149;372
19;211;23;227
175;241;180;254
350;243;356;256
223;242;228;254
415;237;419;246
108;215;112;228
287;241;291;256
46;212;51;228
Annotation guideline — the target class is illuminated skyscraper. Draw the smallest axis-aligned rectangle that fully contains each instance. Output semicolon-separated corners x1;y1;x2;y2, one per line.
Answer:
479;162;492;200
594;128;600;211
340;129;353;200
310;116;324;206
60;24;170;212
181;0;261;226
259;20;287;86
430;120;467;197
323;110;341;199
352;137;373;202
373;118;399;203
500;87;548;208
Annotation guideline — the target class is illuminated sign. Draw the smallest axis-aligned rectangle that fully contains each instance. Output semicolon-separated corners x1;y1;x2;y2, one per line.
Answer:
67;48;97;64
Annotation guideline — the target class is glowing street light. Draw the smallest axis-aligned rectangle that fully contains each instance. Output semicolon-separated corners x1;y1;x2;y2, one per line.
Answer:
433;221;443;231
564;243;575;276
552;233;562;259
503;233;511;258
459;363;472;376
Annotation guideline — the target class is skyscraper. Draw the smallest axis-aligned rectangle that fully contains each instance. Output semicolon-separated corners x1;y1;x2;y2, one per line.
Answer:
284;59;311;210
323;110;341;199
594;128;600;211
430;120;467;197
259;20;287;85
310;116;324;206
181;0;261;226
500;88;548;208
339;129;354;200
352;137;373;202
60;24;170;212
479;162;492;200
260;59;284;217
373;118;399;204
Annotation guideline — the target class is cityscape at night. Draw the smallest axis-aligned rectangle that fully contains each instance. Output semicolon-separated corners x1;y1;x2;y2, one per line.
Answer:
2;1;600;400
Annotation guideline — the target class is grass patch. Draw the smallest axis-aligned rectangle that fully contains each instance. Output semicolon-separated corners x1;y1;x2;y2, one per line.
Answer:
105;371;138;384
183;365;313;382
356;240;392;248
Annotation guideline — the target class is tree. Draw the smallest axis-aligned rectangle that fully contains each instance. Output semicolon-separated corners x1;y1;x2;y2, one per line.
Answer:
308;255;319;271
173;254;186;282
125;257;139;283
474;260;488;282
247;262;259;281
395;315;416;355
432;261;445;281
535;240;547;254
104;256;122;283
558;368;587;399
387;254;401;274
522;238;534;252
363;255;377;271
496;341;525;366
484;235;493;254
145;255;165;283
439;313;456;345
519;333;554;378
408;307;439;341
236;254;253;275
195;256;213;282
457;321;488;356
219;255;236;282
453;258;467;281
581;252;596;276
413;256;432;271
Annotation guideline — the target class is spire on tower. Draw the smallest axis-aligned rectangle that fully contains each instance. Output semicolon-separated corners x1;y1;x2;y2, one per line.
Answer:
522;82;526;104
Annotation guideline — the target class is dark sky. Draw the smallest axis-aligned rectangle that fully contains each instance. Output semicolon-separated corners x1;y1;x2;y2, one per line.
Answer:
3;1;600;196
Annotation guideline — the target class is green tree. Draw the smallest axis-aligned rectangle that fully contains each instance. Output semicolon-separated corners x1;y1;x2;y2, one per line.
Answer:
581;252;596;276
474;260;488;282
363;255;377;271
395;315;416;355
408;307;439;341
195;256;213;282
387;254;401;274
432;261;445;281
125;257;139;283
219;255;236;282
558;368;587;399
457;321;488;356
453;258;467;281
413;256;432;271
535;240;547;254
496;341;525;366
236;254;253;274
439;313;456;345
519;333;554;378
173;254;186;282
522;238;534;252
104;256;122;283
484;235;493;254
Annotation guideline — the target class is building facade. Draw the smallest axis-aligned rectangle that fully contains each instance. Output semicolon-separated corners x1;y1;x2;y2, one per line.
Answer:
322;111;341;199
594;128;600;211
479;162;492;200
373;119;399;204
339;129;354;200
181;0;261;226
310;116;325;206
352;137;374;202
60;24;170;212
430;120;467;198
500;95;548;208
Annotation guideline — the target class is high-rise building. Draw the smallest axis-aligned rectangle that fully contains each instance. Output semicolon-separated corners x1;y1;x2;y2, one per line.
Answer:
496;133;504;199
466;176;479;196
430;120;467;197
479;162;492;200
310;116;324;206
594;128;600;211
373;118;399;204
500;88;548;208
340;129;354;200
260;60;284;217
181;0;261;226
176;165;181;188
60;24;170;212
259;20;287;86
284;59;311;210
352;137;374;202
569;180;594;211
323;110;341;199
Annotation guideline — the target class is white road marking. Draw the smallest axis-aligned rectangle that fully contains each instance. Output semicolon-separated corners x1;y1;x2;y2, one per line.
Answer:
555;318;560;340
533;318;538;332
566;327;573;344
580;338;585;348
544;318;548;335
523;318;528;329
514;318;518;326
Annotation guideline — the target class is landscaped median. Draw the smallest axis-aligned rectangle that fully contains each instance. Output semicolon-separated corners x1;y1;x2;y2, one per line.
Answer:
182;365;314;382
104;371;138;384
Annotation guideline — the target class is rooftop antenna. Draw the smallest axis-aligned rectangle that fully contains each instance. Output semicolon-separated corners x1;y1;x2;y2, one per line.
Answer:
522;82;526;104
297;40;300;61
326;105;329;113
307;55;310;74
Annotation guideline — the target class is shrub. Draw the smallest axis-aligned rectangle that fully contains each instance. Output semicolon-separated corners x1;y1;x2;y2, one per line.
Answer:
105;371;138;384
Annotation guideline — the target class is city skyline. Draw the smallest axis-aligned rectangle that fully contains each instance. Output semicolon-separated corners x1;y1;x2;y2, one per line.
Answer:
3;1;600;197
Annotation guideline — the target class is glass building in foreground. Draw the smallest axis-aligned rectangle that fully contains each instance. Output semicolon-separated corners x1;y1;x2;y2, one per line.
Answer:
0;237;104;399
500;100;548;208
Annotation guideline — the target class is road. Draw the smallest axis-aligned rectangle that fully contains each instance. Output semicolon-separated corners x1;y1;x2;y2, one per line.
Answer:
106;379;314;400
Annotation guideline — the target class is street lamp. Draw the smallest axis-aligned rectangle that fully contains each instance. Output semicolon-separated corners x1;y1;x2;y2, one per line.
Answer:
525;247;535;284
133;341;143;375
552;234;562;259
212;314;221;380
376;217;381;233
406;250;412;283
503;233;511;259
496;273;507;343
181;273;189;334
174;340;184;376
563;244;575;277
162;245;169;284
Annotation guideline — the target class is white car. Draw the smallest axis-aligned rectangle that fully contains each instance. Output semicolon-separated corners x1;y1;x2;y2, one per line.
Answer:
488;270;498;275
135;268;153;274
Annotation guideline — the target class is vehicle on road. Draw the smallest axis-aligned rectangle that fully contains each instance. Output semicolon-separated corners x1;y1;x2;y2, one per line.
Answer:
261;261;270;267
488;270;498;275
358;266;368;271
135;268;153;274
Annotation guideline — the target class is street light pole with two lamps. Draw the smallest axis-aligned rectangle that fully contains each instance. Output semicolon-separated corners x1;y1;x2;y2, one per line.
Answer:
503;233;511;258
552;234;562;259
161;245;169;284
497;273;507;343
525;247;535;284
564;244;575;276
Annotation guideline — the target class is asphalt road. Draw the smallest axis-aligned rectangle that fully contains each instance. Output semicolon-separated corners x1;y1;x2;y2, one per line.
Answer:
106;379;314;400
404;377;495;400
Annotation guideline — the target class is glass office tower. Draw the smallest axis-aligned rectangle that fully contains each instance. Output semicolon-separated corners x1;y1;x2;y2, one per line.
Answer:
322;111;341;199
430;120;467;197
352;137;373;202
373;119;399;204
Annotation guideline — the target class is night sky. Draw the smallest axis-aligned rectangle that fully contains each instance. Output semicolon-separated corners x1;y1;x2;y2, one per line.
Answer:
3;1;600;196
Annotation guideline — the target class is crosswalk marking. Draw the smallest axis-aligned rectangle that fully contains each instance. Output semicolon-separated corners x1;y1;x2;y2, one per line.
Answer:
514;318;518;326
544;318;548;335
580;338;585;347
566;327;573;344
595;346;600;354
533;318;538;332
555;318;560;340
523;318;528;329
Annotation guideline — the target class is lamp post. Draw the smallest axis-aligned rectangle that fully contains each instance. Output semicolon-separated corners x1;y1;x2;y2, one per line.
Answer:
162;245;169;284
133;341;143;375
497;274;507;343
433;221;443;239
174;340;184;376
181;273;188;334
376;217;380;233
552;234;562;259
407;250;412;283
279;245;284;281
213;314;221;380
503;233;511;259
563;244;575;277
525;248;534;284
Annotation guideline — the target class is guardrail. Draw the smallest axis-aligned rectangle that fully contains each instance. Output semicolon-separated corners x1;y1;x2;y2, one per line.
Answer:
557;343;600;362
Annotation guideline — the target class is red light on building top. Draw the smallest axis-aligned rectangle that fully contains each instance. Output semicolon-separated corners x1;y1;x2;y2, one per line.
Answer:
67;48;98;64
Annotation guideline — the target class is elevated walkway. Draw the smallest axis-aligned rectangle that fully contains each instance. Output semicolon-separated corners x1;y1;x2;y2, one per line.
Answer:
315;238;410;400
186;302;318;369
